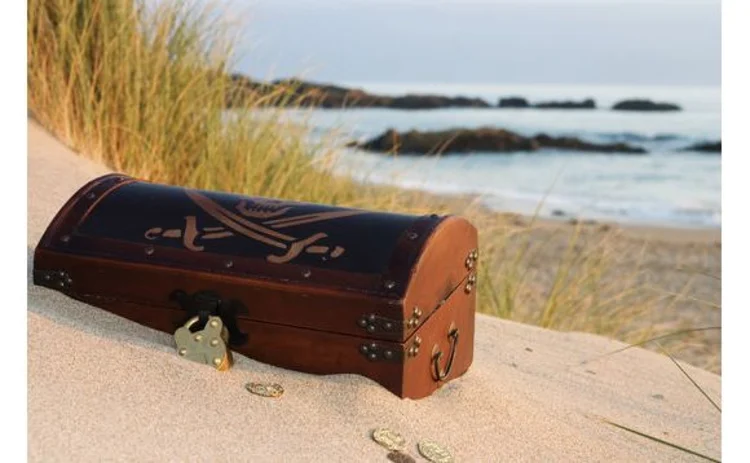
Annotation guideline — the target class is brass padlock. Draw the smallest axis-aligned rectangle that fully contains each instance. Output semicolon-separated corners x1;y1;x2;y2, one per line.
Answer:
174;316;233;371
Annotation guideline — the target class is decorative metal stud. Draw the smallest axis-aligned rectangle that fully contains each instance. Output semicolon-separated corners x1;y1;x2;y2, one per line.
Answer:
144;246;155;256
407;231;419;240
468;274;477;284
464;283;473;294
302;268;312;278
359;342;403;362
405;306;422;330
37;269;73;290
465;248;479;271
224;260;234;269
60;235;71;243
384;280;396;290
358;313;403;335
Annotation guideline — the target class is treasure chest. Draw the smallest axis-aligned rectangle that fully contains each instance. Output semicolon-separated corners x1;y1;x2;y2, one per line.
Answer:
32;174;478;399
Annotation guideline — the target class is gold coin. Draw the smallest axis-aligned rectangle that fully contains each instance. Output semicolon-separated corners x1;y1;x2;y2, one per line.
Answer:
371;428;406;452
418;439;453;463
245;382;284;398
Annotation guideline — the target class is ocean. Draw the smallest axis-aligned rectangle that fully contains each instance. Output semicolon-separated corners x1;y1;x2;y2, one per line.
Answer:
285;83;721;228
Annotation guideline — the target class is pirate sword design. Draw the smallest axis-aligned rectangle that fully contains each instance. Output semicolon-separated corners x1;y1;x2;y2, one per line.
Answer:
144;190;366;264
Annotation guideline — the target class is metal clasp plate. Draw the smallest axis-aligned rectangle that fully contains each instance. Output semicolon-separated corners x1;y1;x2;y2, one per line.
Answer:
174;316;232;371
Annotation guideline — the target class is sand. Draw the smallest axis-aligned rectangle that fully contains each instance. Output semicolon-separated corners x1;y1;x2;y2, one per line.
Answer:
28;118;721;462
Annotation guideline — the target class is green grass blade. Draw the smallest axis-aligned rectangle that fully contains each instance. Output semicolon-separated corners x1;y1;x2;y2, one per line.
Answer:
602;419;720;462
581;327;721;365
656;342;721;413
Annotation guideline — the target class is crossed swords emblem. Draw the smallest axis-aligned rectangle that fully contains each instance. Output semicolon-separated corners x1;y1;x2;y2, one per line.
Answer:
144;190;366;264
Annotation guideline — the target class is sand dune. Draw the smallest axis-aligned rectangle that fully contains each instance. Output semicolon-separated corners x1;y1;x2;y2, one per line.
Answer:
27;118;720;462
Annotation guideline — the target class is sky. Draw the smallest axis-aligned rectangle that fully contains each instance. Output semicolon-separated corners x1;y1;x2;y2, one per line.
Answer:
221;0;721;86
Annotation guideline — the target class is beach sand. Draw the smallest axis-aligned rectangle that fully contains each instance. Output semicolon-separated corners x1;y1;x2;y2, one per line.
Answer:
28;117;721;461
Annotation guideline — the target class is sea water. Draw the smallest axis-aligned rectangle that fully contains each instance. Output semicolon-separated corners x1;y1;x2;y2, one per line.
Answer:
279;83;721;228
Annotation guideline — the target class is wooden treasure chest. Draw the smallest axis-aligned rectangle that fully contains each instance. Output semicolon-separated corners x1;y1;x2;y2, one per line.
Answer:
32;174;478;399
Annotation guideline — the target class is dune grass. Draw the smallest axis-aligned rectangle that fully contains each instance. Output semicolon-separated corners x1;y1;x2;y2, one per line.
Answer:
28;0;719;371
601;418;720;462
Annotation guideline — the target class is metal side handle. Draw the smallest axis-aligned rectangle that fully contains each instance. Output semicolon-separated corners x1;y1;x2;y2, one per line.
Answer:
431;325;460;382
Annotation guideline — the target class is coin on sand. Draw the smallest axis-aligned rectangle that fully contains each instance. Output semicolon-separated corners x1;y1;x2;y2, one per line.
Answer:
417;439;453;463
371;428;407;451
245;382;284;398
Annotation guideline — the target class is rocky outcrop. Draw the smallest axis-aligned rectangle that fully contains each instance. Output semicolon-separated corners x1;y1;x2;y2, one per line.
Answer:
533;133;645;153
354;128;536;154
533;99;596;109
353;128;647;155
498;97;530;108
386;94;491;109
226;75;491;109
612;99;682;111
226;75;684;113
498;97;596;109
681;141;721;153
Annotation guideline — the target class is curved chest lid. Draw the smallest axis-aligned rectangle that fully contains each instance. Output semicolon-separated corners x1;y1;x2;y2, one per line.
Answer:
38;174;446;298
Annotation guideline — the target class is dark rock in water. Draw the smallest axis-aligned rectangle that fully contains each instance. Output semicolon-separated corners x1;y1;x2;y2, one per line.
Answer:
681;141;721;153
387;94;490;109
225;74;491;109
498;97;530;108
354;128;648;155
612;99;682;112
498;97;596;109
533;99;596;109
534;133;646;154
356;128;538;155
